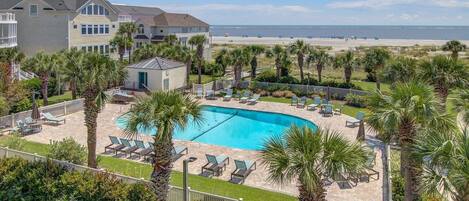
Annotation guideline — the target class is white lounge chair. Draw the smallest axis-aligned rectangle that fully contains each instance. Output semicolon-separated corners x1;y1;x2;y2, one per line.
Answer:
247;94;260;105
297;96;307;108
205;90;216;100
223;89;233;101
346;112;365;127
239;91;250;103
41;112;66;124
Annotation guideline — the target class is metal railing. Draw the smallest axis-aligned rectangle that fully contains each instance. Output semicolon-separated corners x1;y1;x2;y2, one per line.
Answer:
0;147;240;201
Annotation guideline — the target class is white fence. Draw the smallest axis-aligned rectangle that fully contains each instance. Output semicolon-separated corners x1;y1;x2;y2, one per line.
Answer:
0;147;240;201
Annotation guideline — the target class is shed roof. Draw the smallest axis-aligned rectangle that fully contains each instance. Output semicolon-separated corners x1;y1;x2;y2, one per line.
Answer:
127;57;184;70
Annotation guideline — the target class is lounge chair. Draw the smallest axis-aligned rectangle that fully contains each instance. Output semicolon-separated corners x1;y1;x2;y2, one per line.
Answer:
297;96;307;108
132;140;153;159
290;95;298;106
117;138;139;157
334;105;344;115
322;99;329;105
24;117;35;125
105;136;125;154
16;120;33;135
205;90;216;100
307;97;321;110
171;145;188;161
223;89;233;101
247;94;260;105
112;90;134;103
195;88;203;98
322;105;333;117
202;154;229;176
345;112;365;127
239;91;250;103
231;159;257;184
41;112;66;124
358;152;379;182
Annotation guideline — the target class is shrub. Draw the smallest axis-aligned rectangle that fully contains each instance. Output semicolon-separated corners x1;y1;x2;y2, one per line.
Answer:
345;94;367;108
391;171;404;201
20;78;41;94
271;91;285;98
278;76;299;84
255;70;277;82
0;96;9;116
10;98;31;113
300;77;319;85
283;91;296;98
47;138;87;165
3;134;26;150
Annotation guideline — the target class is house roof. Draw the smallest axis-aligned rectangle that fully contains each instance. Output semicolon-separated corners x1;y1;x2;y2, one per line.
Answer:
153;13;209;27
134;35;149;40
113;4;164;16
127;57;184;70
1;0;113;11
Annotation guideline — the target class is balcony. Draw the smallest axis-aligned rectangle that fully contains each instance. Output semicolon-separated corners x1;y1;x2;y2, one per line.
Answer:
118;15;132;23
0;13;17;48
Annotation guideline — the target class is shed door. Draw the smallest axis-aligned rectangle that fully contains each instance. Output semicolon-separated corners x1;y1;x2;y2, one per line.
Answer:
138;72;148;89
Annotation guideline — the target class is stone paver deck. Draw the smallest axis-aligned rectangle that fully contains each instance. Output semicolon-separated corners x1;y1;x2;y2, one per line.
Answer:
23;98;384;201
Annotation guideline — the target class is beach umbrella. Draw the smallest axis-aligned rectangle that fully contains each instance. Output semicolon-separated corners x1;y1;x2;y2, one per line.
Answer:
356;120;365;141
31;95;40;121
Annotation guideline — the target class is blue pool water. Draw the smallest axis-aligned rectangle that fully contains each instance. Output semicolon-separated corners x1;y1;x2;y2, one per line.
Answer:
116;106;317;150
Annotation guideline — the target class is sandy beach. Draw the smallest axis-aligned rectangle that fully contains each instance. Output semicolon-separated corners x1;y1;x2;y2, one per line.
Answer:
212;36;469;51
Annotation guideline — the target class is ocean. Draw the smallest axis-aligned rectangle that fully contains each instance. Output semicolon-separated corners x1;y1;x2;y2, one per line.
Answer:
210;25;469;40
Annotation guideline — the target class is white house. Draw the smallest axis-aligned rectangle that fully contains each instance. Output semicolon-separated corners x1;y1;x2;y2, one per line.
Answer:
124;57;187;91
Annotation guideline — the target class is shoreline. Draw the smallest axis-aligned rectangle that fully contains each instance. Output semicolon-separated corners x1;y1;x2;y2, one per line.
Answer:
212;36;469;51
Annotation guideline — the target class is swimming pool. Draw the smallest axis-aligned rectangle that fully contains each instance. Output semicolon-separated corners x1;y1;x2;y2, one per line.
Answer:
116;106;317;150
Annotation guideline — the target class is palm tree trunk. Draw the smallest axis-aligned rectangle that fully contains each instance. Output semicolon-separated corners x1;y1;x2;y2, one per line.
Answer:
197;62;202;84
298;183;326;201
399;120;420;201
435;84;449;112
316;64;323;83
452;51;459;60
344;67;352;84
275;59;281;79
119;52;124;63
128;48;132;63
150;137;173;201
298;56;304;83
84;90;98;168
250;57;257;78
41;74;49;106
70;80;77;99
186;58;192;88
375;72;381;90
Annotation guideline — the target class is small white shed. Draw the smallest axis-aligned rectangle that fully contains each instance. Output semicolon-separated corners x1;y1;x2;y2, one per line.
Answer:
124;57;187;91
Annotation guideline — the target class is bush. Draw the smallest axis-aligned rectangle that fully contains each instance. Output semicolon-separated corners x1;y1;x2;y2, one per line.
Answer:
271;91;285;98
47;138;87;165
255;70;277;83
0;96;9;116
391;171;404;201
10;98;32;113
345;94;367;108
20;78;41;94
278;76;299;84
2;134;25;150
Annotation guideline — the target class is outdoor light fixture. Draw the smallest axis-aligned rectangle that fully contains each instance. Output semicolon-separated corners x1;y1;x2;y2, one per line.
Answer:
183;157;197;201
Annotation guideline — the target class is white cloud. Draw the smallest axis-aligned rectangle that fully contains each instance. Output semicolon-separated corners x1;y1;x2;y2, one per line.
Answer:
399;13;420;20
155;3;316;14
327;0;469;9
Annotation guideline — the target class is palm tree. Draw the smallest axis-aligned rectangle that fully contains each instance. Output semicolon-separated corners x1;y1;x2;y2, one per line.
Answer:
175;45;196;87
419;55;468;111
367;82;454;201
453;90;469;125
214;48;230;76
125;91;202;201
442;40;467;60
413;128;469;201
81;53;126;168
229;48;250;87
307;49;331;83
266;45;286;79
188;35;207;84
261;125;367;201
164;34;178;46
0;47;24;84
245;45;265;79
362;48;390;90
118;22;138;62
332;50;358;84
382;56;417;89
22;52;61;106
110;34;133;62
60;48;84;99
289;40;309;82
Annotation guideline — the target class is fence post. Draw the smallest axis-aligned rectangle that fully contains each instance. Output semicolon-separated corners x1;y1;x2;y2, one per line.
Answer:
64;101;67;115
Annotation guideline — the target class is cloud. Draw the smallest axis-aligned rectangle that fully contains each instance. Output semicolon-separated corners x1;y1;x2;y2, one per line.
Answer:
155;3;316;14
431;0;469;8
327;0;469;9
399;13;420;20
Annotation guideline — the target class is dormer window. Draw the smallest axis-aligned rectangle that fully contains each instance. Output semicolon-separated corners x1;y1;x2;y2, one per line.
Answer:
81;4;109;16
29;5;38;16
138;24;144;34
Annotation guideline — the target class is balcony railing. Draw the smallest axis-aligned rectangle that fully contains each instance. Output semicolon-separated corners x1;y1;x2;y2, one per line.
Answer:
0;13;15;22
118;15;132;23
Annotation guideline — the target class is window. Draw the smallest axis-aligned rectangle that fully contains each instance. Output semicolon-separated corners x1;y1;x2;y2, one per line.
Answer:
104;25;109;34
81;8;86;14
93;25;98;34
105;9;109;16
29;5;38;16
81;47;86;52
94;46;98;52
163;78;169;91
87;5;92;15
87;25;92;34
138;24;144;34
87;46;92;52
93;5;98;15
99;25;104;34
105;45;110;55
98;5;104;15
73;25;77;29
81;25;86;34
99;45;104;54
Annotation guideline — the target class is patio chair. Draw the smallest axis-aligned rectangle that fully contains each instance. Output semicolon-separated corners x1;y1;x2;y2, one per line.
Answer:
112;90;134;103
132;140;153;159
171;145;188;161
24;117;35;125
196;88;203;98
307;97;321;110
144;142;155;161
334;105;344;115
202;154;229;176
205;90;216;100
105;136;125;154
322;105;333;117
297;96;307;108
358;152;379;182
290;95;298;106
231;159;257;184
345;112;365;127
247;94;260;105
322;99;329;105
239;91;250;103
16;120;33;135
117;138;139;157
223;89;233;101
41;112;66;124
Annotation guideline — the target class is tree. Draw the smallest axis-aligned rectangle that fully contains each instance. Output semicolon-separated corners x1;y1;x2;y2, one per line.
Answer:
245;45;265;79
214;48;230;76
81;53;126;168
442;40;467;60
261;125;367;201
333;50;359;84
266;45;286;79
229;48;250;87
188;35;207;84
0;47;24;84
307;49;331;82
413;128;469;201
118;22;138;62
125;91;202;201
382;56;417;89
362;48;390;90
289;40;309;82
175;45;196;88
453;90;469;125
22;52;61;106
367;82;454;201
60;48;84;99
419;55;468;111
164;34;178;46
110;34;133;62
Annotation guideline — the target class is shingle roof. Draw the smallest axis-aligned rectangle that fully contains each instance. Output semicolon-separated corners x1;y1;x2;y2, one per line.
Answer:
0;0;23;9
1;0;113;11
134;35;149;40
113;4;164;16
153;13;209;27
127;57;184;70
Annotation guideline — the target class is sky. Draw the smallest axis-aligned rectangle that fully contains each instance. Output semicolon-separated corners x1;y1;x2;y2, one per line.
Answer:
110;0;469;25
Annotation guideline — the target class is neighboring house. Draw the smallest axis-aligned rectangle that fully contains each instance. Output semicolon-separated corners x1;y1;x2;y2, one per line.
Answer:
124;56;186;91
0;12;17;48
114;5;211;59
0;0;119;57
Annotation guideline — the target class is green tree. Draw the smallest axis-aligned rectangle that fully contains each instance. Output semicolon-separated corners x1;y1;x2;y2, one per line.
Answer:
47;137;87;165
22;52;61;106
266;45;287;79
125;91;202;201
332;50;359;84
442;40;467;60
367;82;454;201
60;48;84;99
118;22;138;62
164;34;178;46
214;48;230;76
0;47;24;85
229;48;250;87
0;96;9;115
419;55;468;111
188;35;207;84
289;40;309;82
382;56;417;88
453;90;469;125
245;45;266;79
175;45;196;87
307;49;331;82
413;128;469;201
110;34;133;62
261;125;367;201
362;48;391;90
82;53;126;168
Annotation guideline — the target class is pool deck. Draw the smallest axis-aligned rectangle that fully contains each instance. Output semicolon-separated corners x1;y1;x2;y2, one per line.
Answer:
22;98;384;201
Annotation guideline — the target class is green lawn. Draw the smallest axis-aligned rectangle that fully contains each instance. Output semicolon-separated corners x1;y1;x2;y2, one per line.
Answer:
0;136;296;201
189;74;222;84
39;91;74;106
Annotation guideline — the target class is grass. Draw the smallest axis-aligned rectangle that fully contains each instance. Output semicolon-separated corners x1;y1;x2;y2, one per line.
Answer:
38;91;74;106
189;74;222;84
0;136;296;201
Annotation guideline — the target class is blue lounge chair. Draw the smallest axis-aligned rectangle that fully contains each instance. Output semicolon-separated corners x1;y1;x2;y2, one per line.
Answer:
307;97;321;110
205;90;216;100
346;112;365;127
239;91;250;103
322;99;329;105
172;145;188;160
202;154;229;176
117;138;138;157
334;105;344;115
323;105;333;117
297;96;307;108
132;140;153;159
41;112;66;124
16;120;33;135
290;95;298;106
24;117;34;125
223;89;233;101
105;136;125;154
247;94;260;105
231;159;257;184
